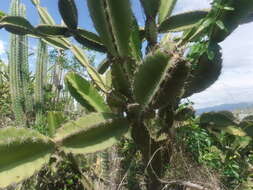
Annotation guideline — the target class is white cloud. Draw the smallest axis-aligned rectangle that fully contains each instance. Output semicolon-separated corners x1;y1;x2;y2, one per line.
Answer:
189;22;253;109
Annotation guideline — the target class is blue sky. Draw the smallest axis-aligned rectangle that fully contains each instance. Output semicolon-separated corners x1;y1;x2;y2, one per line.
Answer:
0;0;253;109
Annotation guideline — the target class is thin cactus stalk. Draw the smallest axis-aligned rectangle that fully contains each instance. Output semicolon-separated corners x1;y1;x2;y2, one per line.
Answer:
20;4;33;113
9;0;27;127
35;39;48;125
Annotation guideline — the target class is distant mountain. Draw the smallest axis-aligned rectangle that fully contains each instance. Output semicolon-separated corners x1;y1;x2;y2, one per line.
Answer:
196;102;253;115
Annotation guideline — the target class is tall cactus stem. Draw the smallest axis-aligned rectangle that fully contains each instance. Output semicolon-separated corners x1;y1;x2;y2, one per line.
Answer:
9;0;27;127
35;40;48;125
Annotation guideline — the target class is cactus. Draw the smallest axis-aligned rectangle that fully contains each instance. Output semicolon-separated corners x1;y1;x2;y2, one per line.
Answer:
20;4;33;113
0;127;55;188
34;39;48;125
0;112;129;188
9;0;27;127
65;72;110;112
1;0;253;189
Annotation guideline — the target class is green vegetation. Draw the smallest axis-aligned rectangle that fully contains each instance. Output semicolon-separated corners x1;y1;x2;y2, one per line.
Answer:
0;0;252;189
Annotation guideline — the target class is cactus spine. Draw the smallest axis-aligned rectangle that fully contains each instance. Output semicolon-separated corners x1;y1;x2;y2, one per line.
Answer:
9;0;27;127
35;39;48;125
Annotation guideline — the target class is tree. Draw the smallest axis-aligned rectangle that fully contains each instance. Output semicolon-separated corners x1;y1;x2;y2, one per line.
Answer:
0;0;253;189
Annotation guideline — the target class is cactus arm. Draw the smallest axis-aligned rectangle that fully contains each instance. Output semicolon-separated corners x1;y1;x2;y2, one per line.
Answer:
70;45;108;93
58;0;78;29
41;36;70;49
87;0;117;56
0;127;55;188
54;112;129;154
73;28;107;53
183;43;222;98
133;51;171;110
159;10;209;33
139;0;160;18
105;0;132;57
65;72;110;112
158;0;177;24
36;24;70;36
30;2;108;92
210;0;253;42
34;40;48;125
1;16;35;35
87;0;132;57
98;58;111;74
129;17;143;61
47;111;65;137
139;0;160;50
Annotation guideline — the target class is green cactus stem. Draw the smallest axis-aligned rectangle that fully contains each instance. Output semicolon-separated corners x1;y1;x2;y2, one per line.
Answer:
35;39;48;125
9;0;27;127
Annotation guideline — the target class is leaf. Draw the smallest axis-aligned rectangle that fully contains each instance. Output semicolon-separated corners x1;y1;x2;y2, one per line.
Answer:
70;45;108;92
133;51;171;109
54;112;129;154
47;111;65;137
36;24;70;37
158;0;177;24
0;16;35;35
58;0;78;29
73;28;107;53
159;10;209;33
65;72;110;112
0;127;55;188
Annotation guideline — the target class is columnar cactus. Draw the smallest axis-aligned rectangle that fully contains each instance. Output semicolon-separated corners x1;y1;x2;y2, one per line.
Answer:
35;40;48;125
8;0;27;127
0;0;253;189
20;4;33;113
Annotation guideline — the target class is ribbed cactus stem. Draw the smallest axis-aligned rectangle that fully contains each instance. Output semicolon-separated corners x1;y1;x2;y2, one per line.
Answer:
20;4;33;113
35;39;48;125
9;0;26;127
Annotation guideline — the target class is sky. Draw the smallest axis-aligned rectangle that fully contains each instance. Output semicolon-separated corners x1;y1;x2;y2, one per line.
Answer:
0;0;253;109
